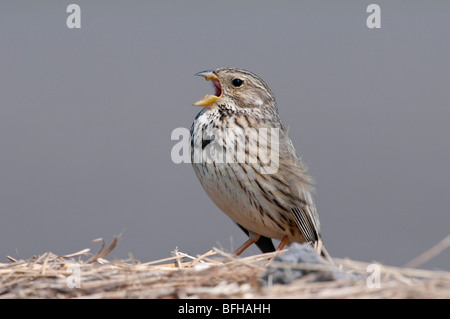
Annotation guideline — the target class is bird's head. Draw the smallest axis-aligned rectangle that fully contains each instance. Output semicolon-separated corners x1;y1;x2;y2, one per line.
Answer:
193;68;277;111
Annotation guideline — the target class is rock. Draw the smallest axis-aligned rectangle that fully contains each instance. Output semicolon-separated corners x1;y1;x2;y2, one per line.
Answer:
263;243;347;284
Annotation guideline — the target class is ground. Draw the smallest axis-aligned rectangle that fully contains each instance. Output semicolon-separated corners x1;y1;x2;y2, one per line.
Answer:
1;237;449;299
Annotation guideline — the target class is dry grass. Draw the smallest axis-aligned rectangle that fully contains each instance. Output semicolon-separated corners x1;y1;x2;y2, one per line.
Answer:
1;236;449;299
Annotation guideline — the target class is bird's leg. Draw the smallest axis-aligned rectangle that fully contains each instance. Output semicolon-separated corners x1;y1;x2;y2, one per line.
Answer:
265;235;289;265
233;231;260;256
275;235;289;251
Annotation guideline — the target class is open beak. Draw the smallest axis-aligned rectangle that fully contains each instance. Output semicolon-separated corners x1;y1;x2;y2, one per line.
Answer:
193;70;222;107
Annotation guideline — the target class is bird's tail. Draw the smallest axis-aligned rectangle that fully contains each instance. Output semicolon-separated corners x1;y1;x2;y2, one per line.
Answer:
314;240;334;264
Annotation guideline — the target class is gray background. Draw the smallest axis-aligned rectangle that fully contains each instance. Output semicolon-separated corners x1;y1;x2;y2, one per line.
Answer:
0;1;449;270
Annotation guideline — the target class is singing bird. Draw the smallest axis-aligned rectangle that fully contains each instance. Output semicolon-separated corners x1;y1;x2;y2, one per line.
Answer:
190;68;330;260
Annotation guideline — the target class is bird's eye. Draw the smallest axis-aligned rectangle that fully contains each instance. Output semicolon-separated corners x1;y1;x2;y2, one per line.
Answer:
232;78;243;87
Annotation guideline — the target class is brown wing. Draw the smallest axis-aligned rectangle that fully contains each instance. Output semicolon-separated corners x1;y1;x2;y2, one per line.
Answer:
273;127;322;244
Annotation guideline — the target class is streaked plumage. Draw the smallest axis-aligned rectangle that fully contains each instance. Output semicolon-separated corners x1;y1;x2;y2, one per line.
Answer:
190;67;330;259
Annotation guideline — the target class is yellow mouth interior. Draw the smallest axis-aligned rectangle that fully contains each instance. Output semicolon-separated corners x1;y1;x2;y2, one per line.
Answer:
193;94;220;106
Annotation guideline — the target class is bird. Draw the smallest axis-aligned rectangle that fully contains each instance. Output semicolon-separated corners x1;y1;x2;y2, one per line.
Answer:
190;67;331;260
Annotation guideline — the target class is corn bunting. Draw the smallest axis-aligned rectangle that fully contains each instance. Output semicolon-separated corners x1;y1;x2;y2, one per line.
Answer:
190;67;330;260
